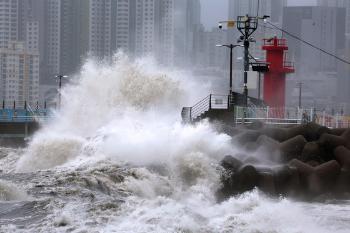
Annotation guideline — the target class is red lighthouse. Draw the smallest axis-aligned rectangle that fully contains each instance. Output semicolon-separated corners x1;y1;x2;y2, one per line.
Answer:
262;37;294;109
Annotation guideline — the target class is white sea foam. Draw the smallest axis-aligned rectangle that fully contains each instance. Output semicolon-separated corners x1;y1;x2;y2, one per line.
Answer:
0;180;28;201
16;53;232;172
11;53;350;233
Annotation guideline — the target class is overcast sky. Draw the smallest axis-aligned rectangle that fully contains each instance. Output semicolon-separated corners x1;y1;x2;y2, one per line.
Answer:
200;0;319;30
201;0;228;30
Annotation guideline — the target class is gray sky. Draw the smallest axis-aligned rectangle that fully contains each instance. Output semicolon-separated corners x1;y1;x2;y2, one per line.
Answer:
287;0;317;6
200;0;319;30
201;0;228;30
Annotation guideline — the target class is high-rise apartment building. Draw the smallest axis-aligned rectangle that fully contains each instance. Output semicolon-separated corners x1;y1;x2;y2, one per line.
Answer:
0;42;39;106
116;0;131;52
283;5;346;108
283;6;345;74
88;0;116;59
133;0;174;64
0;0;18;48
173;0;201;67
60;0;89;75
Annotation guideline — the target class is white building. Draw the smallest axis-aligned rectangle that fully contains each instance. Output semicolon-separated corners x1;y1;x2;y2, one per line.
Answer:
0;42;39;107
0;0;18;48
45;0;61;82
116;0;131;52
134;0;174;65
88;0;114;59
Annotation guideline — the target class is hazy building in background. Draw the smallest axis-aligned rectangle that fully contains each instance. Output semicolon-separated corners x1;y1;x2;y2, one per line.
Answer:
0;0;18;48
0;0;40;106
133;0;174;65
283;5;346;109
173;0;201;67
228;0;285;60
0;42;39;106
88;0;116;59
60;0;89;76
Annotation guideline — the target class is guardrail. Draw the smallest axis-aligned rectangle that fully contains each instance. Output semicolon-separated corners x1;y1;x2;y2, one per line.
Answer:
235;106;350;128
0;108;50;123
187;94;230;121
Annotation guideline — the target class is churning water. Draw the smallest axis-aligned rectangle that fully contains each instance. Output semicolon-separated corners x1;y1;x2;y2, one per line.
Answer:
0;54;350;233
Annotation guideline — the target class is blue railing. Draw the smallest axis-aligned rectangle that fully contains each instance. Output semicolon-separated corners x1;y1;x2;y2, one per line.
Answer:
0;109;50;122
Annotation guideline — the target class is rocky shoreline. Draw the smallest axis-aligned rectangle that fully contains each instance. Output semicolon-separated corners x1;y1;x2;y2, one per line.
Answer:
216;122;350;200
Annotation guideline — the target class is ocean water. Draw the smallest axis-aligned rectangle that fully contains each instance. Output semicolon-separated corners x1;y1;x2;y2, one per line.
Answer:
0;54;350;233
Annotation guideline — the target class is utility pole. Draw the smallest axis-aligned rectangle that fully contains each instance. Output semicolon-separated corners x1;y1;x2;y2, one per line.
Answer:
297;82;303;108
216;44;243;95
55;75;68;109
258;72;261;100
237;15;258;106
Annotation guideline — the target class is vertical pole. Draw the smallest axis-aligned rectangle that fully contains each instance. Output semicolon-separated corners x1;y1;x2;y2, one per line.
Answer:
189;107;192;122
227;95;230;109
209;94;212;110
336;114;339;128
229;45;233;95
322;111;325;126
298;82;302;108
258;72;261;100
2;100;4;109
24;101;27;110
244;39;249;107
266;106;269;124
58;75;62;109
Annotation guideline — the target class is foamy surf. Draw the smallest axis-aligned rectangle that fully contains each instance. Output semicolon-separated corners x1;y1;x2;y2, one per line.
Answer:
0;53;348;232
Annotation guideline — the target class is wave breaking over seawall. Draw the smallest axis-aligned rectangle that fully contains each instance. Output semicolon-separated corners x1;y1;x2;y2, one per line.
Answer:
0;53;349;232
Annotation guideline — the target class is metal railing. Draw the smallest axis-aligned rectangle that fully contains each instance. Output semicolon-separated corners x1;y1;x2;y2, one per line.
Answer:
0;108;50;123
184;94;230;122
263;38;287;47
235;106;350;128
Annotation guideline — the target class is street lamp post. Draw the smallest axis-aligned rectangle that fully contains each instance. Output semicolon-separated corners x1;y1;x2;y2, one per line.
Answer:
216;44;243;95
55;75;68;109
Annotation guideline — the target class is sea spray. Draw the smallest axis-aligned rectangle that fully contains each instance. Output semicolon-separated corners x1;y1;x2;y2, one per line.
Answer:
3;54;349;232
16;53;223;172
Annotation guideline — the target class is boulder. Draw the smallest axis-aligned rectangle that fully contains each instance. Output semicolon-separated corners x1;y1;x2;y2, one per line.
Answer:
221;155;243;172
300;142;323;163
318;133;347;152
335;169;350;194
236;165;259;193
286;123;329;142
308;160;341;195
233;130;261;145
334;146;350;170
244;141;259;152
288;159;314;191
280;135;307;161
273;165;300;195
256;135;280;153
330;128;347;136
257;171;275;195
260;127;288;142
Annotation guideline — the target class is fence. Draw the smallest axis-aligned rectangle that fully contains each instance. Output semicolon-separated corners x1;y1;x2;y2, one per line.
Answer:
235;106;350;128
184;94;230;122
